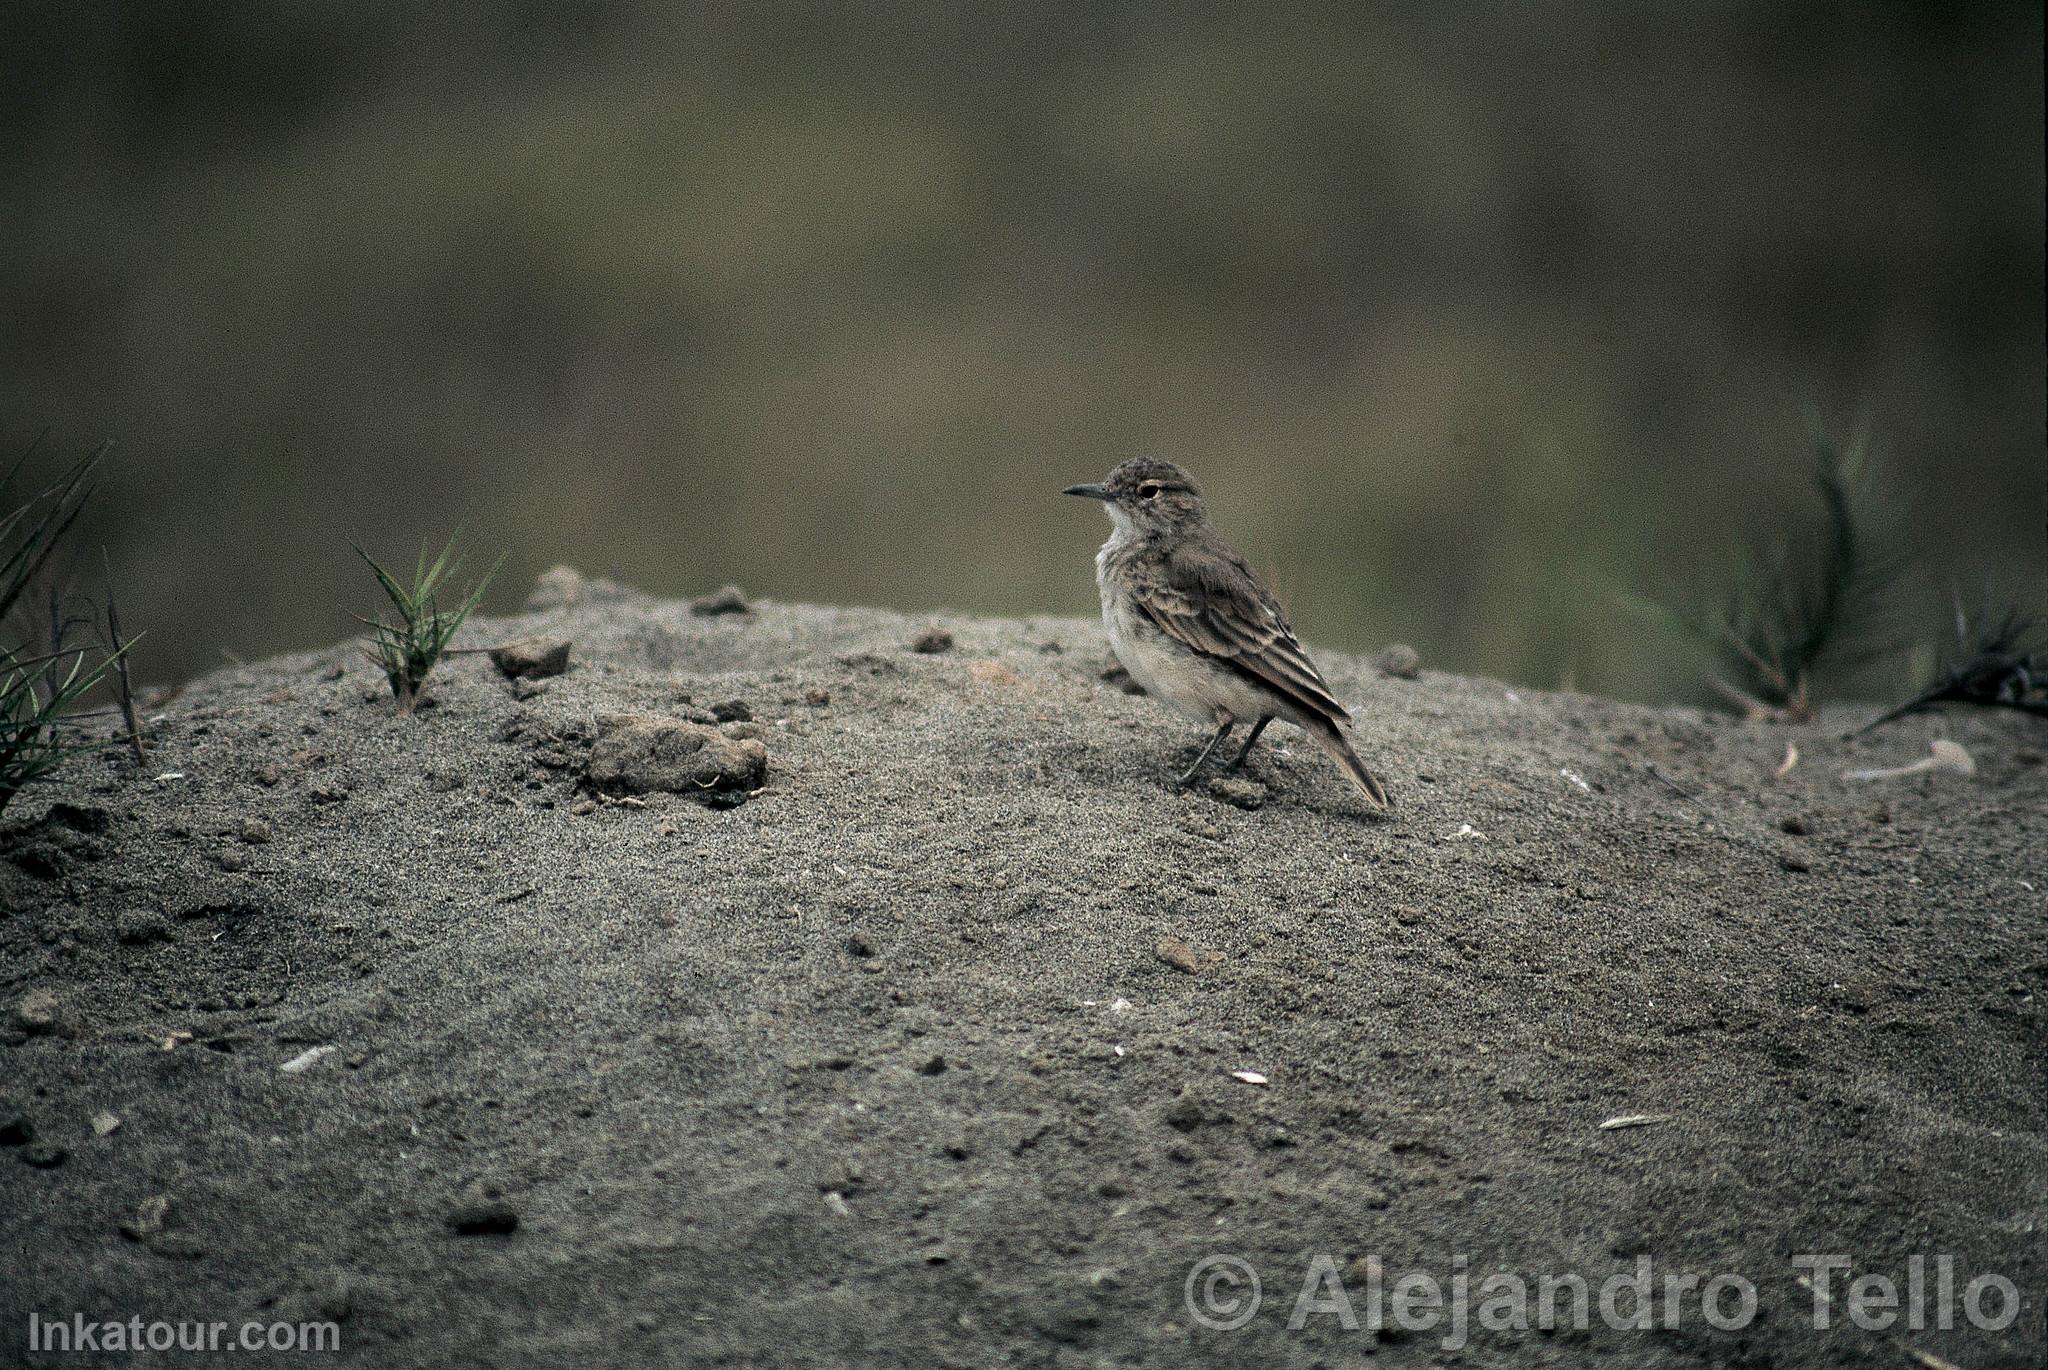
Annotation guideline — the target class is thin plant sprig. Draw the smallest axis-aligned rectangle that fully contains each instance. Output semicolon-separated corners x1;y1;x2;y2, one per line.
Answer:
0;643;123;815
1852;589;2046;736
353;536;504;714
1623;418;1914;722
0;440;106;629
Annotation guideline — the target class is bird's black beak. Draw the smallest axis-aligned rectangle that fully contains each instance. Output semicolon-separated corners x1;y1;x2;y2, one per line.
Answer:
1063;483;1111;501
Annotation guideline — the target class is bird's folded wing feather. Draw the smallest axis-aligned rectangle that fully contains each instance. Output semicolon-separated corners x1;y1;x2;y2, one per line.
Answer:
1132;546;1351;724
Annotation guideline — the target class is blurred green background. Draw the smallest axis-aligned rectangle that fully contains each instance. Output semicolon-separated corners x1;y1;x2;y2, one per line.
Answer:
3;1;2042;701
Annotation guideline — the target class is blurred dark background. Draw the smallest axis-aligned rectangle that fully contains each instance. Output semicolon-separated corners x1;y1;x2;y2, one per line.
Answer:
2;1;2041;701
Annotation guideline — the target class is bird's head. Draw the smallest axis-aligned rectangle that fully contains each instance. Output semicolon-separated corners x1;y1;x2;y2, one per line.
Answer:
1063;458;1207;536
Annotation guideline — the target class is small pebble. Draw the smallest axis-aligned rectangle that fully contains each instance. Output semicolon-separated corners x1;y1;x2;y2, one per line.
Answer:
445;1180;519;1236
489;636;572;680
690;585;752;617
1154;937;1218;975
12;989;67;1037
1375;643;1422;679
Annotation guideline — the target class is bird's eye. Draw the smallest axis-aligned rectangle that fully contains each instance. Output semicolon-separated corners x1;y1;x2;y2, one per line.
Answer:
1139;483;1160;500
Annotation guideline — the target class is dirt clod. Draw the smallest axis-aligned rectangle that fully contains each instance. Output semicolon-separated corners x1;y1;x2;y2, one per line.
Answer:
490;636;572;680
1376;643;1422;678
689;585;752;617
585;714;767;798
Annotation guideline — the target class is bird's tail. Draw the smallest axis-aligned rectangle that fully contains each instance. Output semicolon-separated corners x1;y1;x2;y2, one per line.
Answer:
1310;720;1391;809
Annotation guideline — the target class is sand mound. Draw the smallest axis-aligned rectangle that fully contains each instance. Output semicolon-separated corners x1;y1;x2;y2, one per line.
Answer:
1;576;2041;1367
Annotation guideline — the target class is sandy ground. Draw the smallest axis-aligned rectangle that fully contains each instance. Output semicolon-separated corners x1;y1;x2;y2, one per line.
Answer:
1;573;2041;1368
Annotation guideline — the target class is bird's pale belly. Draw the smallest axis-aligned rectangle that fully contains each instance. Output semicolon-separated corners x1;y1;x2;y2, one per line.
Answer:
1099;580;1289;728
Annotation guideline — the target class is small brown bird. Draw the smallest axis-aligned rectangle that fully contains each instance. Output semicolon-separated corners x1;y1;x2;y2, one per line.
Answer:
1065;458;1390;807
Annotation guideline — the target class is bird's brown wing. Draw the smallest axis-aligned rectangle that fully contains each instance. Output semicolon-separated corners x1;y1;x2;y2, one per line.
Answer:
1130;539;1351;724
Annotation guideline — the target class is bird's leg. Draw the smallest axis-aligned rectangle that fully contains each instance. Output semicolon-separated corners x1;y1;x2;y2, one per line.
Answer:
1176;721;1234;787
1224;716;1272;772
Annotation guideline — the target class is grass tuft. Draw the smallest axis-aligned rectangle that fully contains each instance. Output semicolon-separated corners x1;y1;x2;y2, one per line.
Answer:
1853;590;2046;735
1628;418;1914;721
353;535;503;714
0;441;119;814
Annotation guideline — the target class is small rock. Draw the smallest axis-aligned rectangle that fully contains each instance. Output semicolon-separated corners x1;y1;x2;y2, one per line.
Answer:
239;818;274;845
1207;777;1267;810
917;1055;949;1077
710;699;752;723
310;777;350;804
1375;644;1421;679
847;933;877;959
21;1143;66;1169
213;848;248;873
585;714;767;799
120;1194;173;1242
1162;1097;1206;1132
255;764;284;788
91;1112;121;1138
1154;937;1221;975
910;627;954;654
489;636;572;680
1779;815;1811;836
570;799;598;817
446;1180;519;1235
512;678;547;700
804;687;831;706
1778;851;1812;873
1393;905;1423;927
690;584;752;617
12;988;68;1037
278;1045;338;1074
116;910;174;946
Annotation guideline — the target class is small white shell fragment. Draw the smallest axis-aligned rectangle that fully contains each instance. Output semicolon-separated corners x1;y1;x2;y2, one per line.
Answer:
822;1191;853;1219
278;1045;338;1074
1560;768;1591;793
1598;1113;1671;1130
1230;1070;1269;1086
91;1112;122;1137
1844;739;1976;783
1109;998;1132;1014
